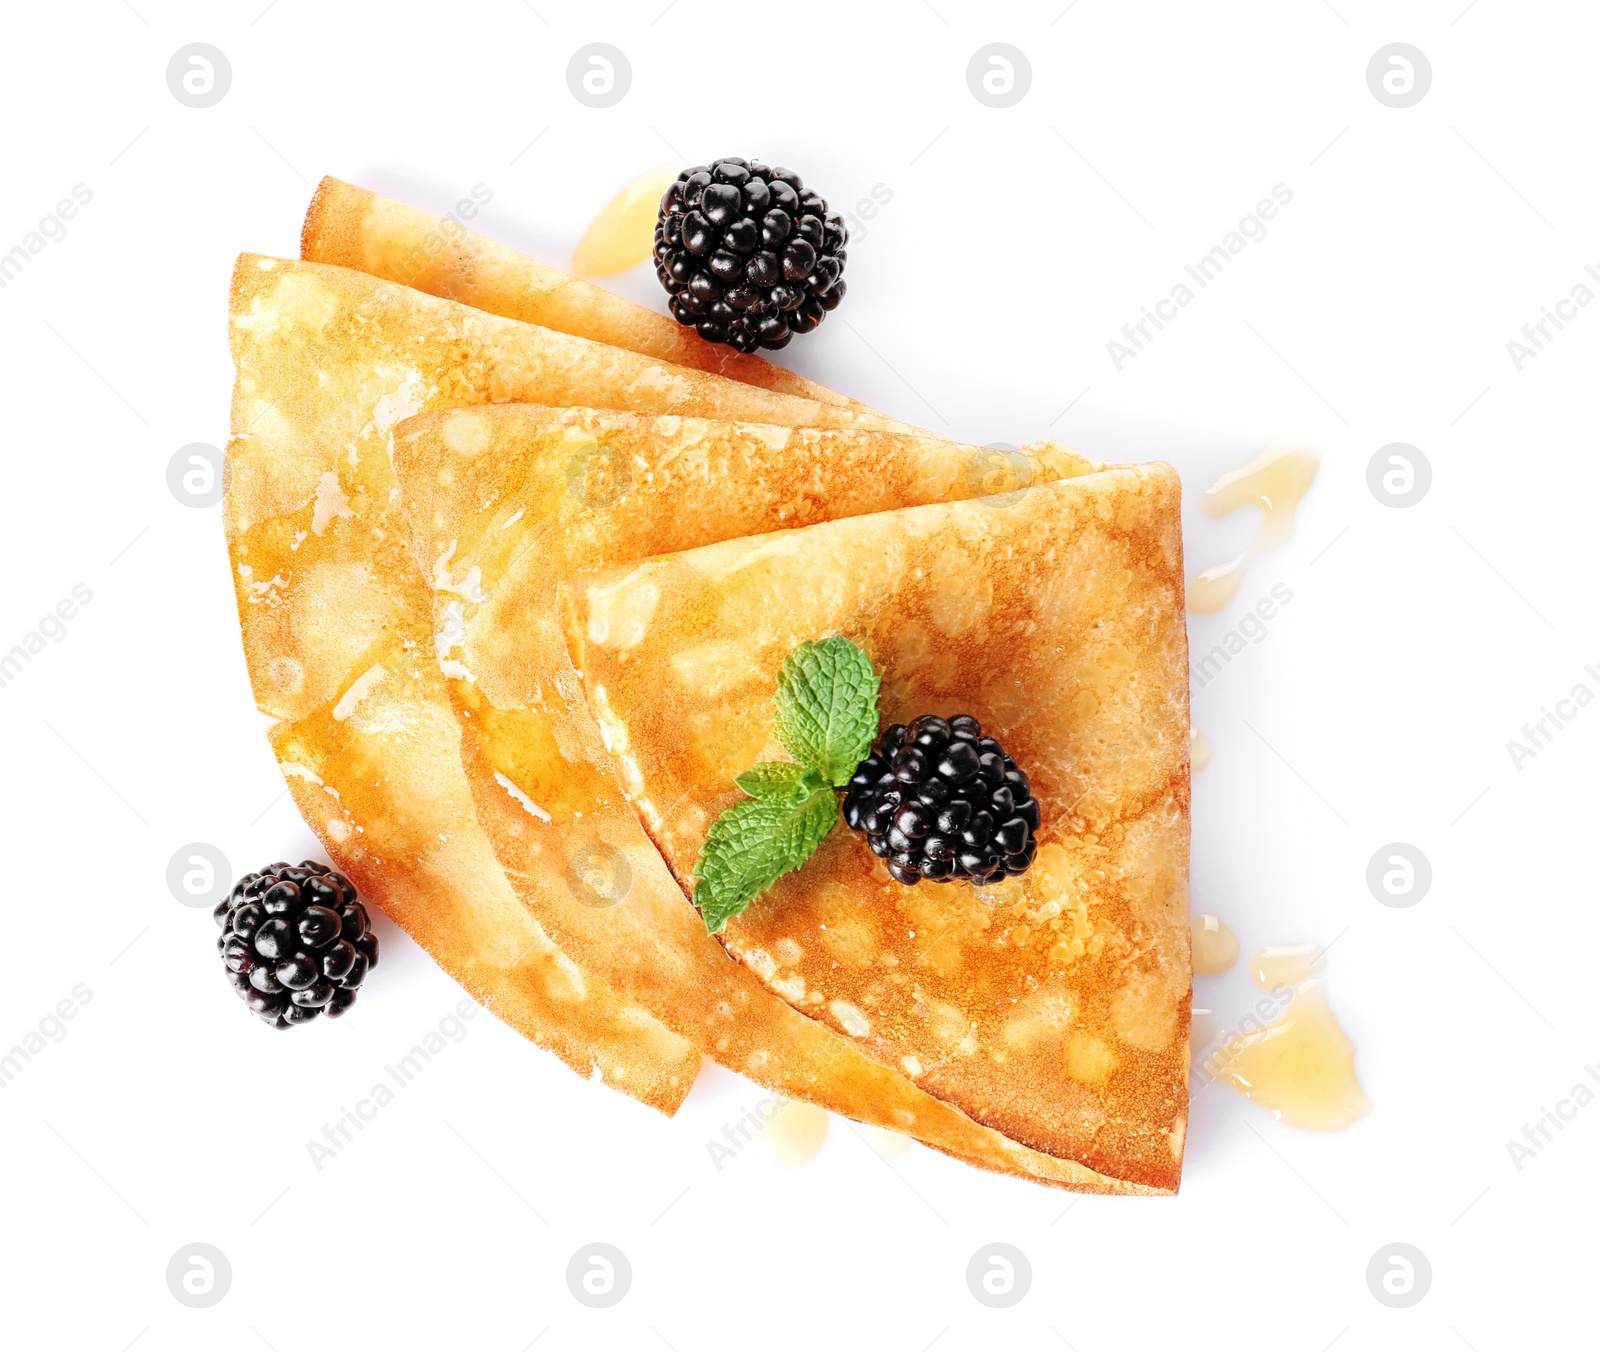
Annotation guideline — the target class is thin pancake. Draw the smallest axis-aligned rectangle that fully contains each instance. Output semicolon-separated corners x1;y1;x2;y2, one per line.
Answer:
224;254;895;1111
396;403;1170;1191
563;470;1192;1190
301;177;853;407
269;709;692;1108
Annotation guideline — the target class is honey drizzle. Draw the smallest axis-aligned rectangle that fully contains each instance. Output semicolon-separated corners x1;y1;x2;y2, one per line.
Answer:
1191;912;1239;975
1250;942;1325;989
1187;447;1320;614
1211;983;1367;1131
572;163;684;278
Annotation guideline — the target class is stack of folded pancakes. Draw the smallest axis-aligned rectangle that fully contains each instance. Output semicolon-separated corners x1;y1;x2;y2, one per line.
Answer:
226;178;1192;1194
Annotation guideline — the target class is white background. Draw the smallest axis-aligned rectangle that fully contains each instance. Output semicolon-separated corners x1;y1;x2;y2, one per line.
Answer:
1;1;1595;1347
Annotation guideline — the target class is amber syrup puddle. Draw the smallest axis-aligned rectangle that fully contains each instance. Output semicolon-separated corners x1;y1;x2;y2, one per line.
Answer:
1191;912;1239;975
1188;447;1319;613
572;163;684;278
1251;942;1325;988
1210;983;1367;1130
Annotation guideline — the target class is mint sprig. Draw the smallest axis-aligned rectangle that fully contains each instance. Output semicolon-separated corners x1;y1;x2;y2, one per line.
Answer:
773;635;881;787
734;761;829;804
692;792;840;934
692;636;879;933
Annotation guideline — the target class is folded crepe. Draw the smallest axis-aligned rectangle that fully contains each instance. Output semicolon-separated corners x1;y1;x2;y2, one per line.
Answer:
238;185;1191;1188
562;470;1192;1190
394;403;1181;1191
301;176;854;407
225;253;902;1110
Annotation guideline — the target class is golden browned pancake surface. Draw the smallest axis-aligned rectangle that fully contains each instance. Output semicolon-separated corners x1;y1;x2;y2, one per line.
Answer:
564;470;1192;1189
223;251;934;1120
230;254;902;1108
397;403;1175;1190
301;177;855;407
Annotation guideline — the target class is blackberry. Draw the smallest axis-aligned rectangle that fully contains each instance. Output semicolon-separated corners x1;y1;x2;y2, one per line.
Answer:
653;158;849;353
843;715;1041;887
213;860;378;1029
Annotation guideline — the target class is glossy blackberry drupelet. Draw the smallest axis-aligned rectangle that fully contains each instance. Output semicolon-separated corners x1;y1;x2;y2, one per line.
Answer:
213;861;378;1029
653;157;848;352
843;715;1041;887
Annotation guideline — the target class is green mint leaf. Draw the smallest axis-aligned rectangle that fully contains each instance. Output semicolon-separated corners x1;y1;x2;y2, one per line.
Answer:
692;788;839;934
772;635;881;788
735;761;828;804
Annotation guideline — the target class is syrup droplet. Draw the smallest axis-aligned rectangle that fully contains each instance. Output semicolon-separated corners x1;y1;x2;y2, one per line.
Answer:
1251;942;1326;989
572;162;684;277
1214;983;1368;1130
1187;447;1320;614
1190;728;1213;772
1191;912;1240;975
764;1098;829;1166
